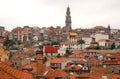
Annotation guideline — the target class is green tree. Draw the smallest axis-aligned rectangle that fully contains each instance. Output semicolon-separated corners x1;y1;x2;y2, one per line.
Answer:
3;39;16;49
51;41;59;45
111;43;115;49
57;53;61;58
65;49;71;57
86;46;101;50
78;39;85;51
17;40;23;45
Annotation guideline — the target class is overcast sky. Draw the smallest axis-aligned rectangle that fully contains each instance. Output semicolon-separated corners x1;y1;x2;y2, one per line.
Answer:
0;0;120;31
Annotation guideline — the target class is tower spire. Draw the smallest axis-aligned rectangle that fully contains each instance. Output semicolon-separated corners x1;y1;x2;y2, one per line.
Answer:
65;5;72;33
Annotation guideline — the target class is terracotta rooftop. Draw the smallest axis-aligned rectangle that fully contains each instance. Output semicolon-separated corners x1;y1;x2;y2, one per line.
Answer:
70;73;78;79
49;57;67;63
44;46;59;54
64;65;82;71
76;60;86;65
0;62;34;79
97;39;109;42
71;51;82;55
46;69;68;79
87;56;98;63
91;67;108;73
94;26;105;29
69;51;84;58
60;42;78;45
69;32;78;36
83;50;96;53
69;54;84;58
80;72;105;79
107;74;120;79
104;60;120;65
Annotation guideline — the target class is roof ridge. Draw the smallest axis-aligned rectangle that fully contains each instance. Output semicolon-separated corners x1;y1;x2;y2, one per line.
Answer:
0;63;18;79
0;62;34;79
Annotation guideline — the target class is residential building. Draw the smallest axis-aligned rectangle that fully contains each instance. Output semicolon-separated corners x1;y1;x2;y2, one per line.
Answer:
68;32;80;42
83;50;97;58
46;69;69;79
43;46;59;56
69;51;84;62
60;42;81;50
11;27;29;42
90;33;109;42
82;36;92;48
46;57;70;70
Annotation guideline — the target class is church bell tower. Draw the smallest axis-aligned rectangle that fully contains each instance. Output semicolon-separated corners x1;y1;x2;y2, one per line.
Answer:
65;6;72;33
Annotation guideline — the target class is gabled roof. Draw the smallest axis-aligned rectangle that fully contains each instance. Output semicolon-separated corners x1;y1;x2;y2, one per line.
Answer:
83;50;96;53
80;72;105;79
91;67;108;73
49;57;67;63
64;65;82;71
44;46;59;53
97;39;110;42
69;32;78;36
76;60;86;65
80;72;120;79
87;56;98;63
0;62;34;79
70;73;78;79
60;42;78;45
46;69;68;79
71;51;82;55
104;60;120;65
94;26;105;29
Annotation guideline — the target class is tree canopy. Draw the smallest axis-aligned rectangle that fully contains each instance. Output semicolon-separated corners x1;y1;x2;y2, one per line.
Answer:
78;39;85;51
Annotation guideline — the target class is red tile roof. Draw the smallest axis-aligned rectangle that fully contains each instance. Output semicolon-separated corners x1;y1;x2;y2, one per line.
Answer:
94;26;105;29
44;46;59;53
83;50;96;53
104;60;120;65
91;67;108;73
0;62;34;79
69;51;84;58
60;42;78;45
107;74;120;79
80;72;105;79
87;56;98;63
76;60;86;65
46;69;68;79
70;73;78;79
49;57;67;64
64;65;82;71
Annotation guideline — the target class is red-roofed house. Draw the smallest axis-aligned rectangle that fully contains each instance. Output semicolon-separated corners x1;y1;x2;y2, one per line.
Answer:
94;26;105;29
83;50;97;58
46;57;70;70
46;69;69;79
69;51;84;62
43;46;59;56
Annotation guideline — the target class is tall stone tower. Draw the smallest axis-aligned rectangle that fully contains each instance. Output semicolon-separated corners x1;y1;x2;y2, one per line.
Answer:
65;6;72;33
107;24;111;39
